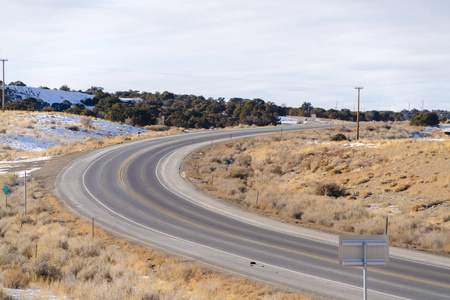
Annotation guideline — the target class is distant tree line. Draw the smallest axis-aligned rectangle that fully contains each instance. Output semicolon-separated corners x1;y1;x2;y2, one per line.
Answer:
1;83;448;128
84;91;285;128
287;102;448;124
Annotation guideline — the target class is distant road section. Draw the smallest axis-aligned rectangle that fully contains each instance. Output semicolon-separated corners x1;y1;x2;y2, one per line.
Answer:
57;125;450;300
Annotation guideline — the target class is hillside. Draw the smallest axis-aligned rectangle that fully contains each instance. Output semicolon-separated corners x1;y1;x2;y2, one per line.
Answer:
183;123;450;254
0;112;148;161
5;85;93;105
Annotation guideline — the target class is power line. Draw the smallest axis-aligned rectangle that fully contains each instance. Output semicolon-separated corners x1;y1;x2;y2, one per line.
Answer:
9;58;354;89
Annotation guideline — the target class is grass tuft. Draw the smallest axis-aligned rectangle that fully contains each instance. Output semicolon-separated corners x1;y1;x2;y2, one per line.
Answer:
315;183;347;198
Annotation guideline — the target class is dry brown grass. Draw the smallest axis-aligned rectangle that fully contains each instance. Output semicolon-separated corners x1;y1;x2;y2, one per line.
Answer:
0;174;312;299
183;122;450;254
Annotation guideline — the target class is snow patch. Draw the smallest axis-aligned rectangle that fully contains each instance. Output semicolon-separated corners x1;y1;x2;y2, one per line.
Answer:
412;125;448;139
5;85;93;105
279;116;330;125
348;143;380;148
0;112;150;175
0;112;149;153
0;157;52;164
17;168;41;177
279;116;302;125
2;287;68;300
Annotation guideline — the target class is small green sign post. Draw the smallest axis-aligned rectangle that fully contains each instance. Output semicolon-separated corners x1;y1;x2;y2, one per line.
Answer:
4;186;8;207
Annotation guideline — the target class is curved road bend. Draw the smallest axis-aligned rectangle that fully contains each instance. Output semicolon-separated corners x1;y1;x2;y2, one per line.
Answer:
57;125;450;300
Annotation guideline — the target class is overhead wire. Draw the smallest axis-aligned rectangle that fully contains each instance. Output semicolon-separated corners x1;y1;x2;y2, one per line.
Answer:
9;58;354;89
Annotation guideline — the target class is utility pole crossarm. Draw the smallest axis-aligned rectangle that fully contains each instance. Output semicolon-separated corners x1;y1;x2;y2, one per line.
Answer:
1;59;8;113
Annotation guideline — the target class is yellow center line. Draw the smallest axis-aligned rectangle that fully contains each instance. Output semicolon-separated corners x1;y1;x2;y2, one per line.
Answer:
119;149;336;264
370;268;450;289
119;148;450;290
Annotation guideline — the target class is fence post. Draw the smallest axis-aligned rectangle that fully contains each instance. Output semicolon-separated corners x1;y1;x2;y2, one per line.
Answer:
385;215;389;235
24;171;27;215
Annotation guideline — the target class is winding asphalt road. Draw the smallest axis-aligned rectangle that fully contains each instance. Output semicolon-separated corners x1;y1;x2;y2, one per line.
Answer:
57;125;450;299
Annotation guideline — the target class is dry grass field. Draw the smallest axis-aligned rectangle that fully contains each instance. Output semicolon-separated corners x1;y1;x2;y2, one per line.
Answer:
183;122;450;255
0;112;312;299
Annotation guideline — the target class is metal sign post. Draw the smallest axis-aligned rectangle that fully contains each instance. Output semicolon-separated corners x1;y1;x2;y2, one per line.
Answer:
363;241;367;299
339;235;389;300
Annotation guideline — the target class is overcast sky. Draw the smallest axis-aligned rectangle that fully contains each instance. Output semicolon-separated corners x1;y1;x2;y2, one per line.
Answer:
1;0;449;111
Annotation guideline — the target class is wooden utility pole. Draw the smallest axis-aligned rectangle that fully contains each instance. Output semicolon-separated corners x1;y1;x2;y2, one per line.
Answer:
1;59;7;112
355;87;363;140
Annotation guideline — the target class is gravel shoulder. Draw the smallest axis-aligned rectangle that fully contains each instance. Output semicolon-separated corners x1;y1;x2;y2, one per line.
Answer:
32;150;90;192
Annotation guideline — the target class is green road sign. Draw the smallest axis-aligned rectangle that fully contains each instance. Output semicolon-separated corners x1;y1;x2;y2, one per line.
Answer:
4;186;8;195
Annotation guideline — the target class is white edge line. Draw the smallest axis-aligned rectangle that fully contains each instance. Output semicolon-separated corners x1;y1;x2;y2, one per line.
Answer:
157;138;450;271
155;147;338;247
78;149;383;296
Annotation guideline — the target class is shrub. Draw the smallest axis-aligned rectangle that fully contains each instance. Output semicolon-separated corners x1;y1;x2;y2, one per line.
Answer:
337;125;352;133
3;268;29;289
268;164;283;175
172;263;195;282
237;154;252;167
29;259;61;281
66;125;80;131
145;125;166;131
410;112;439;126
80;116;93;129
228;166;253;179
410;204;426;212
393;184;410;192
315;183;347;198
330;133;348;141
69;237;104;258
293;210;303;220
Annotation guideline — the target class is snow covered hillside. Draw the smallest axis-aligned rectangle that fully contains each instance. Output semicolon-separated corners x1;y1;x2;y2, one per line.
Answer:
5;85;94;105
1;112;148;153
0;112;150;174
